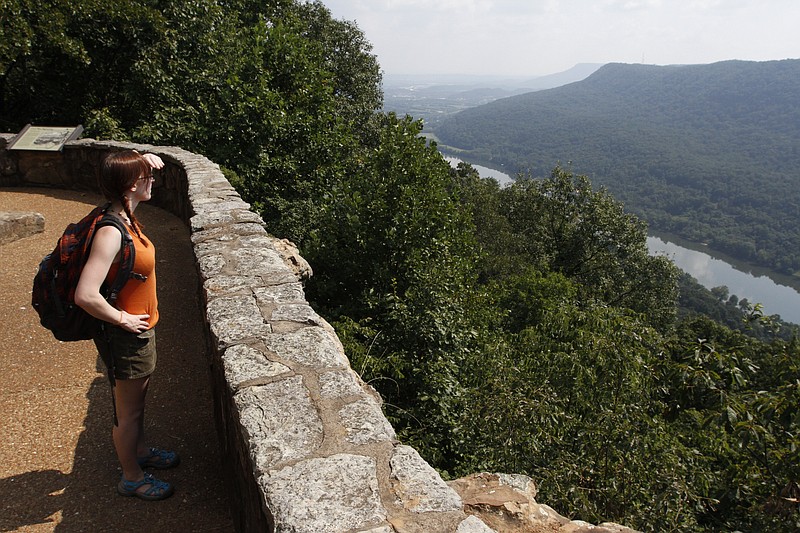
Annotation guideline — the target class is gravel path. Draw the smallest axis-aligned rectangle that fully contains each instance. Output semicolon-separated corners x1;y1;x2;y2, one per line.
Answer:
0;188;234;532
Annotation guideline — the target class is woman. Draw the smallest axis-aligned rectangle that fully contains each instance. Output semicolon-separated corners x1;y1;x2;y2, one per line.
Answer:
75;150;178;501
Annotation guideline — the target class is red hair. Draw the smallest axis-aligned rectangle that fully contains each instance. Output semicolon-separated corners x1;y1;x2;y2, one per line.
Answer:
100;150;149;235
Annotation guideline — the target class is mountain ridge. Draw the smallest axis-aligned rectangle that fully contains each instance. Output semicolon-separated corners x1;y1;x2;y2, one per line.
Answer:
433;59;800;274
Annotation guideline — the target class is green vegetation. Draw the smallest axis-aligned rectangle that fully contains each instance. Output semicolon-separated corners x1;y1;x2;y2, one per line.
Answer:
4;2;799;530
433;60;800;276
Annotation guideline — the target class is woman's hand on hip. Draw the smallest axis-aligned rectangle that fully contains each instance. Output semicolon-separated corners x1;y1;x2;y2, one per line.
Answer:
119;311;151;333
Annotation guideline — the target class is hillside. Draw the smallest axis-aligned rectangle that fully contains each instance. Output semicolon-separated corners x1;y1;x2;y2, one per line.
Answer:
433;59;800;275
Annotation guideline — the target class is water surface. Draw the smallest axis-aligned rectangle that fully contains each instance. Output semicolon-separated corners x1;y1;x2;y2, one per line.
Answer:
648;237;800;323
443;153;800;323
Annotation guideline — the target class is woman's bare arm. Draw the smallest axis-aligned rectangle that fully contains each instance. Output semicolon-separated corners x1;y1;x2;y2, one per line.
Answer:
75;225;150;332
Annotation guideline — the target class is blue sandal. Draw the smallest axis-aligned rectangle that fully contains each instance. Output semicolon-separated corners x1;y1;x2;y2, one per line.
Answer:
117;472;174;501
137;447;180;469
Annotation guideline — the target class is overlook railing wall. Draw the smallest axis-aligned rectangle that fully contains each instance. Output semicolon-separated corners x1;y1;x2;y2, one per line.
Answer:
0;136;493;533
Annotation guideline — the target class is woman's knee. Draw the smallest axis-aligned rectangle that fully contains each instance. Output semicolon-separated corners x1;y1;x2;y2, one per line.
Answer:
113;377;149;416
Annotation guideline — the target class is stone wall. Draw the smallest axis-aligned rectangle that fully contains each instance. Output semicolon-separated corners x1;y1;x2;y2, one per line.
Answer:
0;136;493;533
2;136;640;533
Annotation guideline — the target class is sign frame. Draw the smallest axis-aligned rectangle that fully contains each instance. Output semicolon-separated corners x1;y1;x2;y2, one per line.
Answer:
7;124;84;152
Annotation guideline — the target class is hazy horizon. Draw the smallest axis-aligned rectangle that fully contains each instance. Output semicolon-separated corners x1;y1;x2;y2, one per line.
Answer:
323;1;800;78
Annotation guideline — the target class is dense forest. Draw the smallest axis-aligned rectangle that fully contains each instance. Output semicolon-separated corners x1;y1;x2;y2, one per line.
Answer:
433;60;800;276
3;1;800;531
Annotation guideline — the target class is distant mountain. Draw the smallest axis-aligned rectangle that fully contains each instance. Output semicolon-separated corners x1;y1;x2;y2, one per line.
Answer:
381;64;604;128
509;63;606;90
433;59;800;275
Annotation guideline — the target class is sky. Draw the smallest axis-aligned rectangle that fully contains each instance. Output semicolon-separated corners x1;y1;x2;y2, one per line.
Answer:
321;0;800;77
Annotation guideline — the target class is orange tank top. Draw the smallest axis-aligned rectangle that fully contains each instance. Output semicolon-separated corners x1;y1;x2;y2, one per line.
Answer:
106;224;159;328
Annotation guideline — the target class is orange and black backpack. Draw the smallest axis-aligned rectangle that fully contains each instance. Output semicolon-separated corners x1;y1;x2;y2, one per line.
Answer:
32;203;143;341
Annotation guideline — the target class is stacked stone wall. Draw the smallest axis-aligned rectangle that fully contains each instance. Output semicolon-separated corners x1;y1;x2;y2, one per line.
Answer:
1;135;639;533
0;136;493;533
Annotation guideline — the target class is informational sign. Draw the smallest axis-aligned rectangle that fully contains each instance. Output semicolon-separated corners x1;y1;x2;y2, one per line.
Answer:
7;124;83;151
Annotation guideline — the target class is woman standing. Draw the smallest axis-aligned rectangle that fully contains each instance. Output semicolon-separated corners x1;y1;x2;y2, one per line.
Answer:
75;150;178;501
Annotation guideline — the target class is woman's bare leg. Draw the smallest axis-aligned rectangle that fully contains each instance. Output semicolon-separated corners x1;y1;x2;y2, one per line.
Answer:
112;376;150;481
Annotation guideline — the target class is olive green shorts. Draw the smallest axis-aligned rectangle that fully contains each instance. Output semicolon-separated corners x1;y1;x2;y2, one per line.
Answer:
94;326;157;381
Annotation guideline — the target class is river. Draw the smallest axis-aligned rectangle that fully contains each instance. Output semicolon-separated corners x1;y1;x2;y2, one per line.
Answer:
647;236;800;323
444;155;800;324
443;156;514;186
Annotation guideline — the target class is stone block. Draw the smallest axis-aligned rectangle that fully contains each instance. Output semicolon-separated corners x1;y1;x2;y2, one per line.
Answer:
230;246;288;277
206;294;272;346
338;397;397;445
263;327;348;369
222;343;291;391
0;211;45;245
253;282;306;304
235;376;323;472
319;369;368;399
269;303;325;326
390;445;463;513
204;275;265;297
457;515;496;533
260;454;386;533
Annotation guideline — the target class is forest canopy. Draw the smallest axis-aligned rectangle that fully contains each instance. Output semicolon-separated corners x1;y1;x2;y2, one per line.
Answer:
3;2;800;530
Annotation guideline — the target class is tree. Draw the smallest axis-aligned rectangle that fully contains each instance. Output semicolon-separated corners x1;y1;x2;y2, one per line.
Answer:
451;161;519;282
454;276;705;530
496;166;679;329
295;1;383;131
658;315;800;531
305;113;482;465
1;0;169;129
1;0;383;244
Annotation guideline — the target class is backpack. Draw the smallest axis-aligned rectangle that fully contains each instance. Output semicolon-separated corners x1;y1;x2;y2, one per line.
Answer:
32;203;143;341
